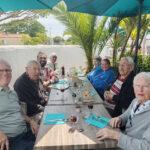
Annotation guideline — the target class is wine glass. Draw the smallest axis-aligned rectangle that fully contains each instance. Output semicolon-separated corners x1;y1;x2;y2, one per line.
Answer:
70;114;77;131
75;105;84;132
60;88;65;101
88;103;93;116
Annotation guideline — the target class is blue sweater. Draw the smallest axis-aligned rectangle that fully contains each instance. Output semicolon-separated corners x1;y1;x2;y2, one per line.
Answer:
87;65;102;81
91;68;115;96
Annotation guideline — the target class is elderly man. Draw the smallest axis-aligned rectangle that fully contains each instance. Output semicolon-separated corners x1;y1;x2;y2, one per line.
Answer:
37;52;58;87
97;72;150;150
14;60;48;123
104;56;135;117
0;60;39;150
47;52;59;73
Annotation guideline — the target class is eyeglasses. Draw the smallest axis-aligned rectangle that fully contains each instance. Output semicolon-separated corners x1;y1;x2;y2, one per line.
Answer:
0;69;12;73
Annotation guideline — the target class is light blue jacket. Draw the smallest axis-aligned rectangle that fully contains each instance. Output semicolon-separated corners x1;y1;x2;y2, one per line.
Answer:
91;68;115;95
87;65;102;81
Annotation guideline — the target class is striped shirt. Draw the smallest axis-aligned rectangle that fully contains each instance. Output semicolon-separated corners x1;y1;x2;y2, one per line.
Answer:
110;76;126;95
104;76;126;110
40;67;58;83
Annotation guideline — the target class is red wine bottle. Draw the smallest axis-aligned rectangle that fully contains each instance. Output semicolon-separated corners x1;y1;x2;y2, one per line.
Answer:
61;66;65;76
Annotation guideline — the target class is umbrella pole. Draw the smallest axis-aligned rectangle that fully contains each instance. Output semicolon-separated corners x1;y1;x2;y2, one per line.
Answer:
134;0;144;73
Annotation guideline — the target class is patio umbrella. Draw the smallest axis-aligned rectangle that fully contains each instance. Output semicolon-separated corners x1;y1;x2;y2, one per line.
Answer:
0;0;61;12
65;0;150;17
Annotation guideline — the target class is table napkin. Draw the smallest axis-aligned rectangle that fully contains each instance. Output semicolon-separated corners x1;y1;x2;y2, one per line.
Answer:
81;79;87;83
58;80;67;84
89;91;97;95
85;114;110;128
77;71;83;74
44;113;66;125
52;84;69;90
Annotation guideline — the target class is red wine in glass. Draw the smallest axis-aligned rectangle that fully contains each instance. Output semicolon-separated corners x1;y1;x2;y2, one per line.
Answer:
61;89;65;92
88;104;93;116
71;115;77;123
88;104;93;109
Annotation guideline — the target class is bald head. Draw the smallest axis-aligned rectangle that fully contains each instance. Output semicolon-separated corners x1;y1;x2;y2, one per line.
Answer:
0;60;12;89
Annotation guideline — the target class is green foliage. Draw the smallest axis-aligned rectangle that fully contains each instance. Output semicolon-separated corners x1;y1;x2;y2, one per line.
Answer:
50;2;118;69
53;36;65;44
0;19;46;37
22;33;50;45
65;37;78;45
35;9;51;17
97;17;120;55
135;55;150;72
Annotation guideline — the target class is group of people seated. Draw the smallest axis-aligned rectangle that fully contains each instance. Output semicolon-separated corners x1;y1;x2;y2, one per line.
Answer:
0;52;59;150
87;56;150;149
87;56;135;117
0;52;150;150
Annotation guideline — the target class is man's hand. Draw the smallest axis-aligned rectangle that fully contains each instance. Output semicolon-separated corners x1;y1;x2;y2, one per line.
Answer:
43;80;50;87
104;91;114;101
29;120;39;137
96;128;120;141
37;104;44;111
0;131;9;150
110;117;122;128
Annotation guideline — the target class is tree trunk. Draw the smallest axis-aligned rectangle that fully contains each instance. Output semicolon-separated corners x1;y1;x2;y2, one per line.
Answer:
119;30;132;60
129;39;136;55
139;30;146;46
85;51;93;71
130;31;146;55
112;24;119;68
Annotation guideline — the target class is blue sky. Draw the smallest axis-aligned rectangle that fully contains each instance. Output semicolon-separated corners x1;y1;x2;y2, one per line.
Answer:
38;14;66;38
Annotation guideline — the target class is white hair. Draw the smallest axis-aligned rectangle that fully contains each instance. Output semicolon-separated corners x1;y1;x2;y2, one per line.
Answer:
120;56;134;66
133;72;150;85
26;60;40;68
0;59;11;69
50;52;57;58
94;56;101;64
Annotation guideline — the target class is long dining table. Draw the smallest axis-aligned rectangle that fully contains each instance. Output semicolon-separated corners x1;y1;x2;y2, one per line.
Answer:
34;77;118;150
48;77;104;106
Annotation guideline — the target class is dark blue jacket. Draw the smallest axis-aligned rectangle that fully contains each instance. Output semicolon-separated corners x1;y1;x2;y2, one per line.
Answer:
91;68;115;96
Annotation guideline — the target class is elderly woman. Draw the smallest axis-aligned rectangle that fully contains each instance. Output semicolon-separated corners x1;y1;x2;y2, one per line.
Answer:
90;59;115;97
87;56;102;81
96;72;150;150
47;52;59;73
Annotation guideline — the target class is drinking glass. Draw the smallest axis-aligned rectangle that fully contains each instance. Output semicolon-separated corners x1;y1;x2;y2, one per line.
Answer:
71;114;77;129
88;103;93;116
60;88;65;100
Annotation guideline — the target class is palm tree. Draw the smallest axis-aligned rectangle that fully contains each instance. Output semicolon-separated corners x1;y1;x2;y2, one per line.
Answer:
51;2;118;70
119;17;139;59
139;15;150;47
